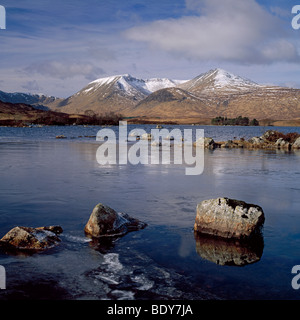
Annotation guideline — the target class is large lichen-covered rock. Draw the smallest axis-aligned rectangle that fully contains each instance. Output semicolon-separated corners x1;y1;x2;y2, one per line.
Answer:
84;203;147;238
194;198;265;239
0;226;63;251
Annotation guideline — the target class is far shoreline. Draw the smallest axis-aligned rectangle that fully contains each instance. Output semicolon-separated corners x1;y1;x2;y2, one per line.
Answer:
2;119;300;127
125;117;300;127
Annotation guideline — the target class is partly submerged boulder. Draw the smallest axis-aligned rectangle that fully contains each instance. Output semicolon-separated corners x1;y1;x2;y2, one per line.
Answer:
248;136;265;145
194;198;265;239
84;203;147;238
260;130;277;141
141;133;153;141
292;137;300;149
0;226;63;251
194;137;216;149
275;138;291;150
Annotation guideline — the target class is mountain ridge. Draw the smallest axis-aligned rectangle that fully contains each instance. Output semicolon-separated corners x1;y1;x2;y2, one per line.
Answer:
130;69;300;121
54;74;187;115
0;90;63;110
1;69;300;122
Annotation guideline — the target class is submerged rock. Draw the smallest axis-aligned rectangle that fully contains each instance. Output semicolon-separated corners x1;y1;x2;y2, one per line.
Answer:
194;198;265;239
84;203;147;238
0;226;63;251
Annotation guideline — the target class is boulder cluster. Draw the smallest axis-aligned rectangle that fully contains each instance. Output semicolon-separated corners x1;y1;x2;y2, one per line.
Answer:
0;204;146;253
0;196;265;259
194;130;300;150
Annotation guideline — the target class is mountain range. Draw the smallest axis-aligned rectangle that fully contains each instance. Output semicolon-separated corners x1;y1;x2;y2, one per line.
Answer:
2;69;300;123
0;90;60;111
54;74;186;115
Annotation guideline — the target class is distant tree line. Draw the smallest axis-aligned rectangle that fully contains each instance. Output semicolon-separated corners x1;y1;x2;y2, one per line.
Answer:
81;110;123;125
211;116;259;126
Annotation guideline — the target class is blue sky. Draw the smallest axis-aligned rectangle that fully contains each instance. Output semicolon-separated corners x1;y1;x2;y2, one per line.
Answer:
0;0;299;97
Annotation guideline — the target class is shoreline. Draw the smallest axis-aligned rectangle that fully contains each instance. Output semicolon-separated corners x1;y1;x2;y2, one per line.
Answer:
195;129;300;151
126;117;300;127
2;116;300;128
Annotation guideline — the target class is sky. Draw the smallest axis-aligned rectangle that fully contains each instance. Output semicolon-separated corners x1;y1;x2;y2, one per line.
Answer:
0;0;300;98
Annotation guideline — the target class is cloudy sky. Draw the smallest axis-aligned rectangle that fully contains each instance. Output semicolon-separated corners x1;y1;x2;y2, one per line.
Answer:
0;0;299;97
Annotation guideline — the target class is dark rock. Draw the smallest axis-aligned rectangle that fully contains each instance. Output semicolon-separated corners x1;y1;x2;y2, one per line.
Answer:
0;226;63;251
84;203;147;238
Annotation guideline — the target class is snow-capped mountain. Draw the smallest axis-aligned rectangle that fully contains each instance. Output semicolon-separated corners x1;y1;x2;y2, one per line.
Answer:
58;74;187;115
0;90;61;110
2;69;300;121
132;69;300;121
82;74;186;96
179;68;262;95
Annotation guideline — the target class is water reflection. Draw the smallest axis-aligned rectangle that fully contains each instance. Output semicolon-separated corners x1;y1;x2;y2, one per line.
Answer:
87;235;123;254
194;232;264;267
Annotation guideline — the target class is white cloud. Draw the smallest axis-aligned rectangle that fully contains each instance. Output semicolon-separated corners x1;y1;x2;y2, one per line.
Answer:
124;0;299;64
24;60;106;80
21;80;42;92
261;39;299;62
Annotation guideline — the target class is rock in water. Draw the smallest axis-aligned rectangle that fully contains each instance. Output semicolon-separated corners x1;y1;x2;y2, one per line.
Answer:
0;226;63;251
194;198;265;239
84;203;147;238
292;137;300;149
194;137;216;149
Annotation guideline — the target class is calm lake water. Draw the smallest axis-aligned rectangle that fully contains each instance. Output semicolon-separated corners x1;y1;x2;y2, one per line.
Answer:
0;125;300;300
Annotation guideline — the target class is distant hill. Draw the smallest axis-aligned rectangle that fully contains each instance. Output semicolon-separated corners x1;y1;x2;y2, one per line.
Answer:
0;90;62;111
0;100;45;119
0;100;122;126
0;100;75;126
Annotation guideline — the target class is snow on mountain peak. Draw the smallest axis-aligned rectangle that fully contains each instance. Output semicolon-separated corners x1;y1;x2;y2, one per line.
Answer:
208;68;259;88
82;68;260;98
90;74;129;86
144;78;187;93
85;74;188;97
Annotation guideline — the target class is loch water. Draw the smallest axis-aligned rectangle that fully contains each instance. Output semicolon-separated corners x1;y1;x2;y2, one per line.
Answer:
0;125;300;300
